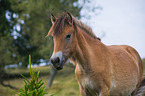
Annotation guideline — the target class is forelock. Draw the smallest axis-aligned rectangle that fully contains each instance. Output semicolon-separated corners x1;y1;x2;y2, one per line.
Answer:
52;15;66;36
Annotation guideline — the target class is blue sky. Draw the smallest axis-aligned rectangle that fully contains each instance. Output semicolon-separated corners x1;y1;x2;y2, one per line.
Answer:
78;0;145;58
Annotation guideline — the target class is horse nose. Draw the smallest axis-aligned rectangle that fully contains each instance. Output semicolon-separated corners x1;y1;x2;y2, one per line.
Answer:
51;57;60;64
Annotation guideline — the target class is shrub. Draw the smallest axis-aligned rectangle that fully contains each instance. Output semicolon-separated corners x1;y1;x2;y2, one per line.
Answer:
13;55;53;96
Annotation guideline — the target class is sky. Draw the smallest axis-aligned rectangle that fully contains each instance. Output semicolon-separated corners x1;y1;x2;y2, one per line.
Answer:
78;0;145;58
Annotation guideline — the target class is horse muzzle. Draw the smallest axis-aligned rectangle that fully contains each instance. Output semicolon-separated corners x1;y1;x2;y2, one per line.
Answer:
50;51;65;70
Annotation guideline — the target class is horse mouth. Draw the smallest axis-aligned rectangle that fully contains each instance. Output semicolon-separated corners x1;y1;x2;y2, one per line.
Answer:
50;51;66;70
56;66;63;70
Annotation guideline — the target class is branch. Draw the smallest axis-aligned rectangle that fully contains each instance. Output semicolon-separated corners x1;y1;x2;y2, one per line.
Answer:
0;81;18;90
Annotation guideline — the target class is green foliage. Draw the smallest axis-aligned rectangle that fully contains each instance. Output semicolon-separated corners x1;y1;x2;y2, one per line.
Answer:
0;0;81;70
0;0;17;70
1;65;79;96
142;58;145;64
13;55;51;96
142;58;145;71
9;0;81;68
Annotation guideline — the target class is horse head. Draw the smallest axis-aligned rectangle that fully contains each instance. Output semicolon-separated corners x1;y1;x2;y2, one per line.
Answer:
47;12;77;70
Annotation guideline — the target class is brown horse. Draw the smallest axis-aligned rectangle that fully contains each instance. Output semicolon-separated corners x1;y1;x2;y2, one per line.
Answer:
46;12;144;96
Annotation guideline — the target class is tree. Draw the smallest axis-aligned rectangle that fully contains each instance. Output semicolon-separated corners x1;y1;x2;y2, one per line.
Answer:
9;0;81;67
0;0;20;88
0;0;81;88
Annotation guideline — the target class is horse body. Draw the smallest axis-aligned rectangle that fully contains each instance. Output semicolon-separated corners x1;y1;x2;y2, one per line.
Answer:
73;27;142;96
47;12;144;96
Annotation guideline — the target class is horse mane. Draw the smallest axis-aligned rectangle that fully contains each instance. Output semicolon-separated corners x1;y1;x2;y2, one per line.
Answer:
52;13;101;41
72;16;101;40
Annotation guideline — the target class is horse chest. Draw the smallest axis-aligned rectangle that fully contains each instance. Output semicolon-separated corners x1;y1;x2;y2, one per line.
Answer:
75;64;102;95
81;77;94;89
80;77;99;95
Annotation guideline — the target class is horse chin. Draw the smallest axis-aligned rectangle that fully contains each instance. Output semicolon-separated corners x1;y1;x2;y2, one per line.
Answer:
56;66;63;70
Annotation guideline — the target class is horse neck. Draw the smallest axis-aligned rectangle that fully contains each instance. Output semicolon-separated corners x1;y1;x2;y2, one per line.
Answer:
74;26;107;72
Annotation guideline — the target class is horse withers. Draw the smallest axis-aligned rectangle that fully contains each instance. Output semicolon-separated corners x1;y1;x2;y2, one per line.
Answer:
46;12;145;96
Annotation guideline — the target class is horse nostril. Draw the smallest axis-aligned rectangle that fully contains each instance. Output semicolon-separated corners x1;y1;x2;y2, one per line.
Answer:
56;57;60;63
51;57;60;64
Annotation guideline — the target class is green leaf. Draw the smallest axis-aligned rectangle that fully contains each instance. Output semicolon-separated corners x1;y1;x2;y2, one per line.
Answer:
37;82;44;89
36;71;40;82
38;79;43;84
19;88;25;92
29;55;32;77
20;93;27;96
49;94;55;96
24;84;28;93
20;74;30;84
12;91;20;95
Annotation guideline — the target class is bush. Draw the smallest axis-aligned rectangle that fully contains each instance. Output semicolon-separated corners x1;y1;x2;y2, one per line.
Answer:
13;55;53;96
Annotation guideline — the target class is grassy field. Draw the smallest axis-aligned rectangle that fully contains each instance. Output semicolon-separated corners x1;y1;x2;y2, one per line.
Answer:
1;59;145;96
0;65;80;96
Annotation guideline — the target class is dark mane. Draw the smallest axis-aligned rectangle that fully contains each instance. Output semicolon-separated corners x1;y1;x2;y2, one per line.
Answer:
52;13;101;41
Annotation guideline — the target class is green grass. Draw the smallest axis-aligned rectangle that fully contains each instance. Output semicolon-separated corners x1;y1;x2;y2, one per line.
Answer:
142;58;145;72
0;65;80;96
1;59;145;96
5;66;50;75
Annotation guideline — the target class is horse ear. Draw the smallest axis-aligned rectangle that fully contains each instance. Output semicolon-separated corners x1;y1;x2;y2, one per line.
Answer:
45;26;53;38
66;12;73;26
51;14;56;24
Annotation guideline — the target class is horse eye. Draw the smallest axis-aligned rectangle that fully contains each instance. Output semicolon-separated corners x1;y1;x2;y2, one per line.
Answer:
66;34;71;40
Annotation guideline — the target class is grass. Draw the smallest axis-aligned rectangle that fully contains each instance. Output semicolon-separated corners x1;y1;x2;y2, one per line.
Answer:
5;66;50;75
1;59;145;96
0;65;80;96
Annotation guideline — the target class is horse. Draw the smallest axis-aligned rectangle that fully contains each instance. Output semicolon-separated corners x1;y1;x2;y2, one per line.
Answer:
46;12;144;96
